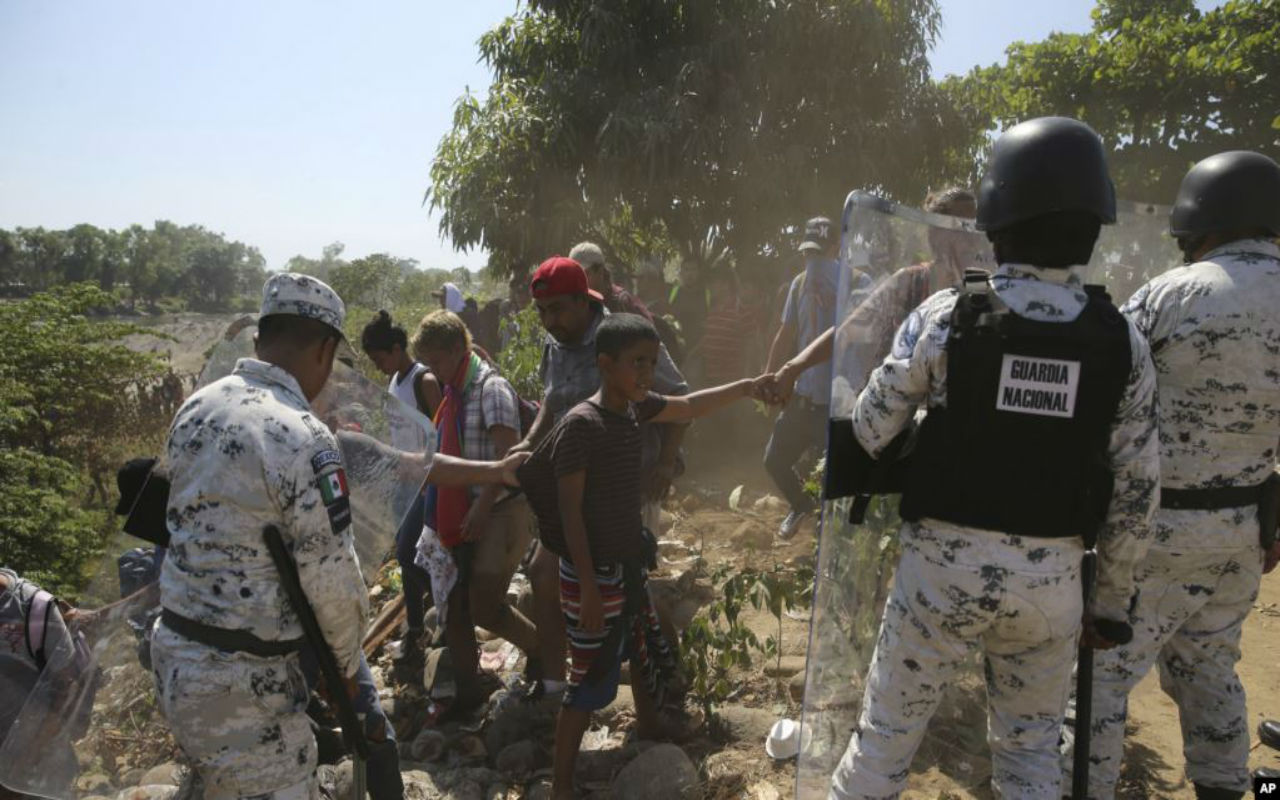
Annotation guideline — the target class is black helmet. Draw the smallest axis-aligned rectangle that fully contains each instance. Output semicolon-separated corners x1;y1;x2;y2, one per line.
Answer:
976;116;1116;232
1169;150;1280;238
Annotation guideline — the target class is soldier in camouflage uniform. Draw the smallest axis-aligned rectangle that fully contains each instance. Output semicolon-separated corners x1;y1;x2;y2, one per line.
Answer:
1068;151;1280;800
153;274;524;800
829;118;1160;799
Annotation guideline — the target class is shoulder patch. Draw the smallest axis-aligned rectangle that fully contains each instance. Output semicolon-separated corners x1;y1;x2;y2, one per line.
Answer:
311;449;342;474
316;467;352;533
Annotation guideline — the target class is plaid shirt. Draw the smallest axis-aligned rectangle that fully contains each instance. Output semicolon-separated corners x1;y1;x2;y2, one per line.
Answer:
458;360;520;494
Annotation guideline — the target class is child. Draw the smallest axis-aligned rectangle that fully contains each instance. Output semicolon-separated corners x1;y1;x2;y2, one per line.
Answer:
517;313;765;799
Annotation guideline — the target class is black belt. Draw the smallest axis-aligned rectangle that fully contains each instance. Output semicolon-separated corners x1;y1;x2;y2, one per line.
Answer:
161;608;304;657
1161;482;1266;511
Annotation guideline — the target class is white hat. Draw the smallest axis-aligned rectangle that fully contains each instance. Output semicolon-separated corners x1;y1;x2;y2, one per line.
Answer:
432;282;465;313
765;718;811;760
261;273;346;332
569;241;606;270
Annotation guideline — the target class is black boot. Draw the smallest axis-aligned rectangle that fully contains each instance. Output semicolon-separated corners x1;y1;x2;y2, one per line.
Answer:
1260;719;1280;750
1255;767;1280;780
1193;784;1244;800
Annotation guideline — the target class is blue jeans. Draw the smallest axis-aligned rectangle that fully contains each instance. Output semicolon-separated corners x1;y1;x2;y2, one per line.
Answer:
299;649;402;800
394;491;430;631
763;398;828;514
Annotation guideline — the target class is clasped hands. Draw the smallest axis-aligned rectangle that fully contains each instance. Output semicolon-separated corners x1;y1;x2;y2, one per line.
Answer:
749;364;800;407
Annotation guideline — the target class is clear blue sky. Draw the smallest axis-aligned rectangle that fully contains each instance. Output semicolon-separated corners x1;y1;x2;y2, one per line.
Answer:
0;1;1205;273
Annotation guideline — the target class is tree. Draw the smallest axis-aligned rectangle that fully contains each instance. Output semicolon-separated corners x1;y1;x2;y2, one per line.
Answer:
942;0;1280;200
329;253;406;310
286;241;349;282
427;0;965;275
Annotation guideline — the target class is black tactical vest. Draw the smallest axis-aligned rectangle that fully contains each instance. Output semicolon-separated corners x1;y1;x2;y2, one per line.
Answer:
899;278;1131;541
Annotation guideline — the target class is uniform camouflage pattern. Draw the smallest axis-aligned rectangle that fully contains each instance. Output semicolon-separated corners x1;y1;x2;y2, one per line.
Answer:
829;263;1160;799
1069;238;1280;797
155;356;369;797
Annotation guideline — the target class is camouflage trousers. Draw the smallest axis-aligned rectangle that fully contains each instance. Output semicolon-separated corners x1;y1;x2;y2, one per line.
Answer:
151;622;317;800
1064;509;1262;798
830;521;1084;800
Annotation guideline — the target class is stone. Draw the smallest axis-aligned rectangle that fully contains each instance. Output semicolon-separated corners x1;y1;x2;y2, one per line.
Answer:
789;670;807;703
600;685;634;723
115;787;177;800
410;728;448;762
730;520;773;550
452;734;488;761
495;740;541;778
763;655;807;678
753;494;787;513
715;705;776;744
610;743;700;800
120;770;145;787
76;773;113;795
484;690;558;755
749;781;782;800
138;762;184;787
400;770;445;800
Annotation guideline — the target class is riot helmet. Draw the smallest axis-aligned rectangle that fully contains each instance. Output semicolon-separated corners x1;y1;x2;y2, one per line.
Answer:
1169;150;1280;239
976;116;1116;232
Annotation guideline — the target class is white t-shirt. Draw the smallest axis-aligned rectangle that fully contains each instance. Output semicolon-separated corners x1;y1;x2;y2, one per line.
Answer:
387;362;432;453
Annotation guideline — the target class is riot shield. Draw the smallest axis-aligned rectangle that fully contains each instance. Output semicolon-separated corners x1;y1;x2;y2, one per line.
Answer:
796;191;1178;798
0;326;436;799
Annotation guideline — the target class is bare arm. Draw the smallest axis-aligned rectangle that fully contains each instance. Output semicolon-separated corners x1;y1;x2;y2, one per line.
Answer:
557;470;603;632
512;401;553;453
765;320;797;374
462;425;520;540
414;371;442;418
426;452;526;487
651;378;757;424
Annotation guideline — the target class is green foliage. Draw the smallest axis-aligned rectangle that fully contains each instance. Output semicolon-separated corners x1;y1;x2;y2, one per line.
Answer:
428;0;964;276
680;561;813;720
942;0;1280;199
0;284;169;597
495;305;546;399
329;253;417;310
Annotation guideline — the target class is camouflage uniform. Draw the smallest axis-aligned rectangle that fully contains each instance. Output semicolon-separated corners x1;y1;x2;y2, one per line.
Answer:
831;263;1160;800
1071;239;1280;797
153;275;368;800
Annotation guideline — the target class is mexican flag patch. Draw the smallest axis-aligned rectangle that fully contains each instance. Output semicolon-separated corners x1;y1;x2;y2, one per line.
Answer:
319;469;348;505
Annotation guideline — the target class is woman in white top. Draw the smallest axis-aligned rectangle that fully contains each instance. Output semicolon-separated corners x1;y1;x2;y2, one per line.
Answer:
361;310;442;661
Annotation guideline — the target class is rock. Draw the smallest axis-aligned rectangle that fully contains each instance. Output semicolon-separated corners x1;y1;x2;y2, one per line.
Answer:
730;520;773;550
495;740;541;778
788;670;807;702
484;690;558;755
749;781;782;800
400;770;444;800
610;743;700;800
453;734;488;761
120;770;145;787
333;760;355;800
715;705;776;744
76;773;113;795
753;494;787;513
316;765;339;797
658;508;675;533
763;655;807;678
116;787;177;800
523;779;554;800
410;728;447;762
138;762;184;787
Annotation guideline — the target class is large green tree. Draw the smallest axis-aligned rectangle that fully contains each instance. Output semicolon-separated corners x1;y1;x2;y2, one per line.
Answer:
943;0;1280;201
428;0;967;274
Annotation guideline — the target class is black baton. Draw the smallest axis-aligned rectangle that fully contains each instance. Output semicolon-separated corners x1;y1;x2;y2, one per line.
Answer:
263;525;370;762
1071;549;1096;800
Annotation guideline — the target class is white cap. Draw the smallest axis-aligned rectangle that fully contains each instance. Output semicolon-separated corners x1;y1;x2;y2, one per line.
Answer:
261;273;346;332
432;282;465;313
568;241;606;270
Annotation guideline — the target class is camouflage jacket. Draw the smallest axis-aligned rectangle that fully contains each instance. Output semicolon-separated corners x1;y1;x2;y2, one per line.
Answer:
1122;238;1280;492
161;358;368;676
852;263;1161;620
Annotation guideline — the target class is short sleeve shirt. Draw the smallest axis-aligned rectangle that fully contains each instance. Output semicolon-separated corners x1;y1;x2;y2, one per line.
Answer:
781;258;843;404
518;393;667;564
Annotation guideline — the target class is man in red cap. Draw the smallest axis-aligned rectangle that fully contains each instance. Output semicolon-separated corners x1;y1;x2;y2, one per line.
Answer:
512;256;688;701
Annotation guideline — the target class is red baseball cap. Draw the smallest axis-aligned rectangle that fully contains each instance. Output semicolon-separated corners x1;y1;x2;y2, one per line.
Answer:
530;256;604;301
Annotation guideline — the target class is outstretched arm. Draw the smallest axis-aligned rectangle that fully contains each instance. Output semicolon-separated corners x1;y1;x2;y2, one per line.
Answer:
426;451;527;488
650;378;759;424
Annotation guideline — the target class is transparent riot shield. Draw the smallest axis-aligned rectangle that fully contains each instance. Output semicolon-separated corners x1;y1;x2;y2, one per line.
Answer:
0;325;435;799
797;191;1179;798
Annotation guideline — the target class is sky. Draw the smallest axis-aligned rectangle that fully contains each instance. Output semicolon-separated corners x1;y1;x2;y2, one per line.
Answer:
0;1;1200;273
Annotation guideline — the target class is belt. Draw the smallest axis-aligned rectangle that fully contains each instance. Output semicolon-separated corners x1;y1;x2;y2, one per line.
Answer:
1160;482;1266;511
161;608;305;657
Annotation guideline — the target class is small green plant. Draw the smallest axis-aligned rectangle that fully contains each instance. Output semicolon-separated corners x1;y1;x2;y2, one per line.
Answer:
495;305;546;400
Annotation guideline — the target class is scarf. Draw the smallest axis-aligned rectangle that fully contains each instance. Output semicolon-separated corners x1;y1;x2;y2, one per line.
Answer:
423;351;482;548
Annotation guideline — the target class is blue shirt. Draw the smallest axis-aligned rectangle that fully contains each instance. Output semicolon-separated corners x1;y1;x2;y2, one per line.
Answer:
781;257;842;404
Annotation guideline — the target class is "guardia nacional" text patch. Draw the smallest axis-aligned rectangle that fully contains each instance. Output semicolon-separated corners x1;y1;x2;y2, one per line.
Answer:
996;353;1080;419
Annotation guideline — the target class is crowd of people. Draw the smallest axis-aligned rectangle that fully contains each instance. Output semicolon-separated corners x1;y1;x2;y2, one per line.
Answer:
3;115;1280;800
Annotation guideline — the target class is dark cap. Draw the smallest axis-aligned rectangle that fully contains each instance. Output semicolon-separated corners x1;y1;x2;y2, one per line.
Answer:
799;217;836;252
530;256;604;301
